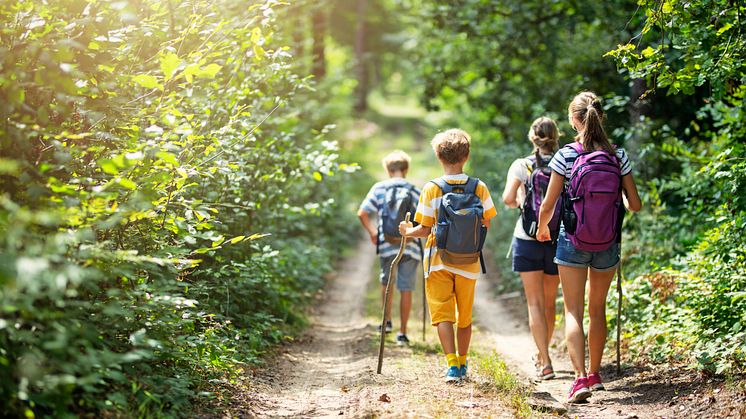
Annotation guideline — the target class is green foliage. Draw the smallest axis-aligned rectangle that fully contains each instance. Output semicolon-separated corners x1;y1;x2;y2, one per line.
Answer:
0;0;355;416
607;0;746;373
606;0;745;98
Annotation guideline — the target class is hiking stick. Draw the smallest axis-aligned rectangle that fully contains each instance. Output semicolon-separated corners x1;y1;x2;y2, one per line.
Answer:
377;212;411;374
616;248;623;375
422;262;427;342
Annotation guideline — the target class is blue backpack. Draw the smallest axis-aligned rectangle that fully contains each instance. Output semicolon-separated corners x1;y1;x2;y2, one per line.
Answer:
378;181;417;252
430;177;487;273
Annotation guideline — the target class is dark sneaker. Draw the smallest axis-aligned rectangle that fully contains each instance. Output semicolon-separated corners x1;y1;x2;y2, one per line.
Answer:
567;376;591;403
377;320;393;334
460;361;468;382
445;366;461;383
396;333;410;346
588;372;605;391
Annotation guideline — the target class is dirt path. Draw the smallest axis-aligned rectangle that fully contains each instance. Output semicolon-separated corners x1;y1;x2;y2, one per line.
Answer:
473;253;743;418
242;239;518;418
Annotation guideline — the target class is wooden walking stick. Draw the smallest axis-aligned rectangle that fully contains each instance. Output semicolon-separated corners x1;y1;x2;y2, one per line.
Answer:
419;238;427;342
377;212;410;374
616;247;623;375
422;265;427;342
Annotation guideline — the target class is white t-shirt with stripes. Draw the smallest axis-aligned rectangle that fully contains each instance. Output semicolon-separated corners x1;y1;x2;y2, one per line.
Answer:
548;144;632;179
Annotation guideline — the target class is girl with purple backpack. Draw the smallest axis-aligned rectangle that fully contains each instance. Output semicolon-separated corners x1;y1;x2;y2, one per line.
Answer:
536;91;641;403
501;117;561;381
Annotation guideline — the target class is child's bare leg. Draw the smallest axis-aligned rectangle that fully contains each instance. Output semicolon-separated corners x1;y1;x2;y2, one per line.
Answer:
436;322;456;354
521;270;551;367
543;274;560;342
587;268;615;374
400;291;412;334
559;265;588;377
456;324;472;356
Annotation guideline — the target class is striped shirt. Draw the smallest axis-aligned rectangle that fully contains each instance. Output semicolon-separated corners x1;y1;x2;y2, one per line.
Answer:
548;144;632;179
359;178;422;260
414;174;498;280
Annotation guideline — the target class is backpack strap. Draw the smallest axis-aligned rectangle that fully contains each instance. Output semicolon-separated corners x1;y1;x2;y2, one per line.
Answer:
430;177;451;194
463;177;479;195
376;222;380;255
567;141;583;154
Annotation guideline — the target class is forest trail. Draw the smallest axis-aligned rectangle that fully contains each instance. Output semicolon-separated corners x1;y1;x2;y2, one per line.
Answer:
475;252;739;419
241;238;517;418
234;239;688;418
474;268;650;418
234;242;742;418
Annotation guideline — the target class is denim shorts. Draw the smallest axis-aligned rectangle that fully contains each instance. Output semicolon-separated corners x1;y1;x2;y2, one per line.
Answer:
554;227;620;271
380;254;419;291
511;237;559;275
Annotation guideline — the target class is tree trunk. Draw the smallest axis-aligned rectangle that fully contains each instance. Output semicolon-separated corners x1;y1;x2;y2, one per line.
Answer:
354;0;368;113
629;78;651;123
311;7;326;79
291;4;306;74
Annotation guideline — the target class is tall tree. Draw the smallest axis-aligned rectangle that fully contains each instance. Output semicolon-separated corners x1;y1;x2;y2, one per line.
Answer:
354;0;369;112
312;7;326;79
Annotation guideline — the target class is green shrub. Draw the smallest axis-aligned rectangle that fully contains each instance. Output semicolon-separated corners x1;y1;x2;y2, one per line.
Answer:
0;1;356;416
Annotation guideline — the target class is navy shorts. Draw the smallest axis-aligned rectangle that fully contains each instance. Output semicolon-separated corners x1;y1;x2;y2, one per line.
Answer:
554;227;620;271
511;237;559;275
380;254;419;292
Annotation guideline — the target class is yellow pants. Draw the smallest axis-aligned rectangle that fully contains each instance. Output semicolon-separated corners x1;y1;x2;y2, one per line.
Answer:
426;269;476;328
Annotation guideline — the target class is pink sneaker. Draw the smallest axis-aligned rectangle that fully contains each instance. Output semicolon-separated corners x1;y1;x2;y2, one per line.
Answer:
588;372;605;391
567;376;591;403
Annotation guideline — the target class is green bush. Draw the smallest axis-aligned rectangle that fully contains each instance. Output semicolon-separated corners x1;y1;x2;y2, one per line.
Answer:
0;1;355;416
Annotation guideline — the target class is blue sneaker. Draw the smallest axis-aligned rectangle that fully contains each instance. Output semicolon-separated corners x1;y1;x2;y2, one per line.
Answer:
445;366;461;383
460;362;468;382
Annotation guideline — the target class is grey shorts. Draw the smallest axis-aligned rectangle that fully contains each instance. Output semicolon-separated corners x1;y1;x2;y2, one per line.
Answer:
380;254;419;292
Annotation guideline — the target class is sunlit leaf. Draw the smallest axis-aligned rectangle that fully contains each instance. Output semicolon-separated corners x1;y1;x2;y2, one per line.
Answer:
160;52;182;81
133;74;162;90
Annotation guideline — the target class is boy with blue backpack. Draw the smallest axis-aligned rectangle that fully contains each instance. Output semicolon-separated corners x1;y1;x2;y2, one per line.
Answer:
358;150;421;346
399;129;497;382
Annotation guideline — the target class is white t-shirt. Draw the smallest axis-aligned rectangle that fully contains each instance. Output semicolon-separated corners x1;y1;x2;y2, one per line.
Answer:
506;154;553;241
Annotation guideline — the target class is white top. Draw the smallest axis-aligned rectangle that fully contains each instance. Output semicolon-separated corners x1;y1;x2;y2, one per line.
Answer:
506;154;552;241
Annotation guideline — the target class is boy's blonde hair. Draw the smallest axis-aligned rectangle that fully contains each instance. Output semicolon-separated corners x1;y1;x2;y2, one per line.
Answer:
382;150;411;173
431;129;471;164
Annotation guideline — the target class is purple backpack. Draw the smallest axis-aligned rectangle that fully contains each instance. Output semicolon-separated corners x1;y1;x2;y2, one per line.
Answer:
521;155;561;241
562;142;623;251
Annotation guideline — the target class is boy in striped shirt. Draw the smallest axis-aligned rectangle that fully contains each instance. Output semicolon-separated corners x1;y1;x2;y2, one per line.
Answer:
399;129;497;382
358;150;422;346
